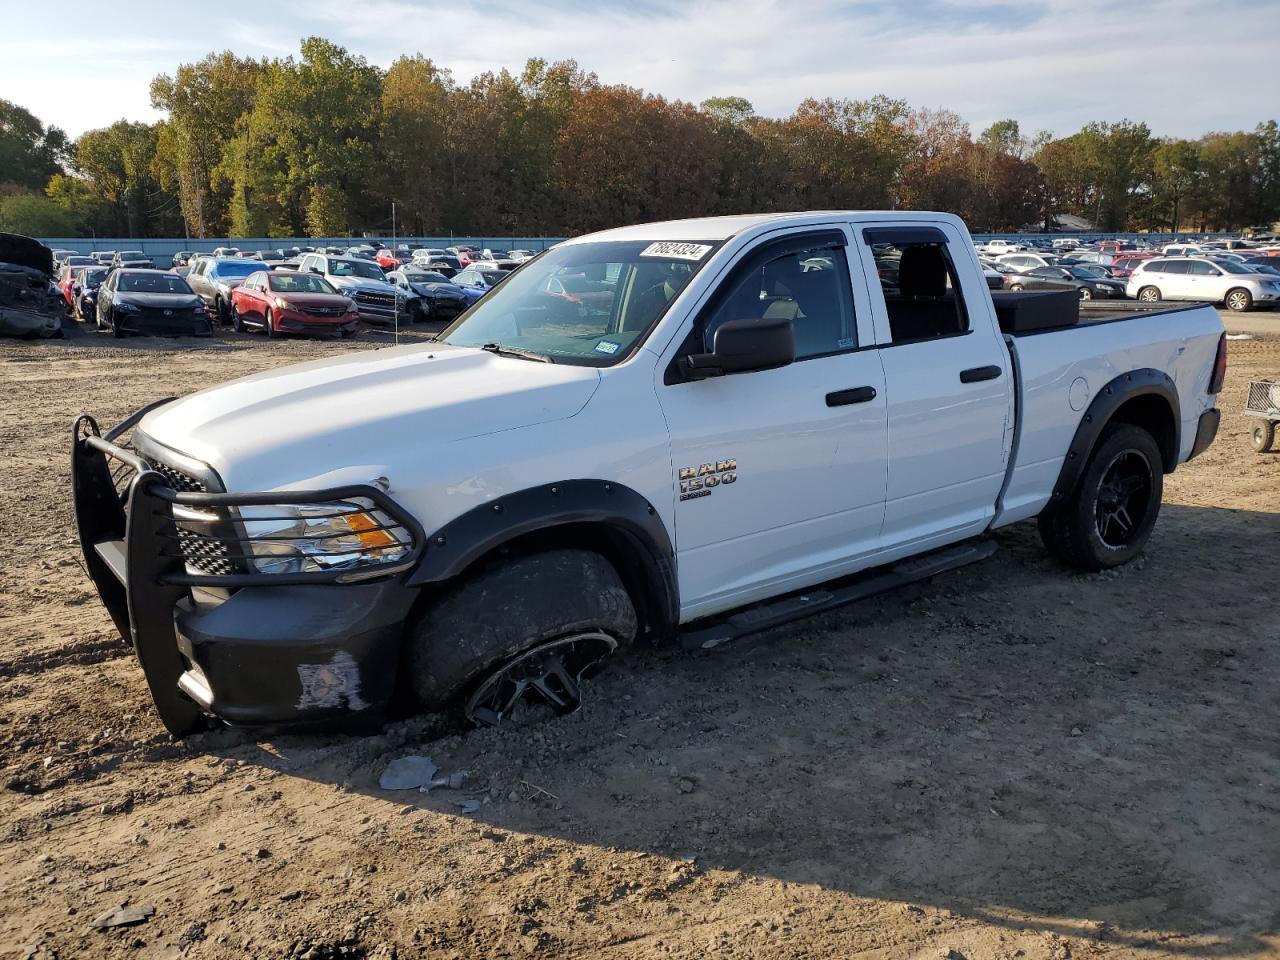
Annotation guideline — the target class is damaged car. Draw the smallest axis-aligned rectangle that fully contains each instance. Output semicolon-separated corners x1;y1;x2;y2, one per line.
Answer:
71;212;1224;737
1;232;63;339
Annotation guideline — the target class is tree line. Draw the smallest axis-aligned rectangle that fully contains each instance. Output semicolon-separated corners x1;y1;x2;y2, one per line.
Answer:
2;37;1278;240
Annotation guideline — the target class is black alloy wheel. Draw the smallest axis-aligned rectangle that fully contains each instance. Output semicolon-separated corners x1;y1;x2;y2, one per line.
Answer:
463;632;619;727
1093;450;1153;548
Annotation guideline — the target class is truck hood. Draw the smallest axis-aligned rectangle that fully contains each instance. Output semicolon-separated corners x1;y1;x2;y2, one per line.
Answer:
139;343;600;491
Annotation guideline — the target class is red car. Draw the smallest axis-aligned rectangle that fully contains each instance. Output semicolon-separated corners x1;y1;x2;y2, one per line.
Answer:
229;270;359;337
1110;253;1159;278
57;264;98;307
375;249;412;272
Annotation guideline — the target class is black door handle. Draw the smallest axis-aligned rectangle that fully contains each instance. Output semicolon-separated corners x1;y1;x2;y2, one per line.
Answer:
960;365;1002;383
826;386;877;406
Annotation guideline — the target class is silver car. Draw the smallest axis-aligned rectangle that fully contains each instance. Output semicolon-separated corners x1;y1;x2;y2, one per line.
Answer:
1127;257;1280;312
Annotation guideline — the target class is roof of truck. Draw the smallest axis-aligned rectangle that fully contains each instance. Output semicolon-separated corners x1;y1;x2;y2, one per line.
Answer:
567;211;957;244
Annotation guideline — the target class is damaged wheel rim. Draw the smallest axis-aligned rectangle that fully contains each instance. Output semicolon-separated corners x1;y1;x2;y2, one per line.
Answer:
464;631;618;728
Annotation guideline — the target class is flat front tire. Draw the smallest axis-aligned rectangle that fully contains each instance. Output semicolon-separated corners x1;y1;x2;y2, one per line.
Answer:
406;548;637;724
1038;423;1164;571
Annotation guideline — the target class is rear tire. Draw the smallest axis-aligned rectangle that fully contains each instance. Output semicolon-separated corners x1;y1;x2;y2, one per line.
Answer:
1038;423;1164;571
406;548;637;721
1225;288;1253;312
1254;420;1277;453
1137;286;1161;303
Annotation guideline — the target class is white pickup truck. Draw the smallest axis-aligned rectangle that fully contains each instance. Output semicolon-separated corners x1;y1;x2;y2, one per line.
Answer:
72;211;1225;735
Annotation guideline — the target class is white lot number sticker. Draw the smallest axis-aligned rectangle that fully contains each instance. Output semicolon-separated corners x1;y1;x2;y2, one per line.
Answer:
640;242;713;261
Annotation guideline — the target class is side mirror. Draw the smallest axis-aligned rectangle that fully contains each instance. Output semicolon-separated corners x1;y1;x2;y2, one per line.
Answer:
683;316;796;379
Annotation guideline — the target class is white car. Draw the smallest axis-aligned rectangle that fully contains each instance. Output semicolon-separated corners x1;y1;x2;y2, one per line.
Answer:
996;253;1065;273
1128;257;1280;311
979;239;1028;255
1161;243;1206;256
71;210;1225;736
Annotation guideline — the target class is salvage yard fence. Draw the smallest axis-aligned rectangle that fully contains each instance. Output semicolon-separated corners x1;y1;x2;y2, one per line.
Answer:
34;236;568;259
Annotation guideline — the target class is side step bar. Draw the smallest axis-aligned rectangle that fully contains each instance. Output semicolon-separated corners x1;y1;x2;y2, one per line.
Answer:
679;538;998;651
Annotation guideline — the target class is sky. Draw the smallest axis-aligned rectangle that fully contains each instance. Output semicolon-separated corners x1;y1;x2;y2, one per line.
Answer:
2;0;1277;141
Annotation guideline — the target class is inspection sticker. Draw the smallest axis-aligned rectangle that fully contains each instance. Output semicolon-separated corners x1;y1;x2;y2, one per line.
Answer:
594;339;621;355
639;242;713;261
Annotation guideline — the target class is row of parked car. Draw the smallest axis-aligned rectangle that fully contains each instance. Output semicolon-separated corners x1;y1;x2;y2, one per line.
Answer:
970;236;1280;311
49;240;530;338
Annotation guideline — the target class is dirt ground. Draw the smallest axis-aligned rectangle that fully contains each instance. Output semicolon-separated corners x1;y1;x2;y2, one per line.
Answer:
1;317;1278;960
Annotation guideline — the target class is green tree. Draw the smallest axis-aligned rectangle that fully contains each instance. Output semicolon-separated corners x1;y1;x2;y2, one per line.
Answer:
0;192;80;235
0;99;68;189
151;52;265;237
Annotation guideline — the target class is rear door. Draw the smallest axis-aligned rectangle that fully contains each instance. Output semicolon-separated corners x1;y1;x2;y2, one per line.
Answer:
853;222;1013;550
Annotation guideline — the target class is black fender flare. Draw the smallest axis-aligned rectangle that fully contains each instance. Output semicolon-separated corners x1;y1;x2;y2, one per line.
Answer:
404;480;679;634
1047;368;1180;507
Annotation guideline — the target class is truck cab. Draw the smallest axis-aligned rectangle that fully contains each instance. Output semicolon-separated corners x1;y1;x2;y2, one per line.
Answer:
71;212;1225;736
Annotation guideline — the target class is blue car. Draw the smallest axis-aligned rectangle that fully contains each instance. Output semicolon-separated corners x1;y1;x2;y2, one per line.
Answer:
452;265;509;304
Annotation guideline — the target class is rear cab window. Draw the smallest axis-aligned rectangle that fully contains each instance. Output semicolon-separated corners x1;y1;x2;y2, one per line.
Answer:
861;226;971;344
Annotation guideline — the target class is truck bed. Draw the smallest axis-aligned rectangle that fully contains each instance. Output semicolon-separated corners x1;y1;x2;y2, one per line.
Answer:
992;289;1208;336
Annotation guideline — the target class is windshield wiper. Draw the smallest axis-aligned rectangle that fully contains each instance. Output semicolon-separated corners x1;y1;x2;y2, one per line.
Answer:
480;342;554;363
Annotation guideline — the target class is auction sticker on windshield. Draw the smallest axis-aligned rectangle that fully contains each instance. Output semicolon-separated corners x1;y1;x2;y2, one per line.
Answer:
640;242;713;261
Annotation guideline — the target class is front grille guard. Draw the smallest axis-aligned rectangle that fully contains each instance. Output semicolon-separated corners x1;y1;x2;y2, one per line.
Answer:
73;411;426;590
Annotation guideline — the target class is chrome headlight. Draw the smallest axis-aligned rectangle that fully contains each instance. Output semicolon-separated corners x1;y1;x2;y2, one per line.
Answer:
237;499;412;577
273;297;291;310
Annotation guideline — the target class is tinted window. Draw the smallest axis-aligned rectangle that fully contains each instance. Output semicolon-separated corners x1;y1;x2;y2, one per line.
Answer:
699;243;856;360
1153;260;1187;275
117;273;193;294
328;259;384;280
269;273;337;294
1187;260;1221;276
212;260;261;279
870;238;969;342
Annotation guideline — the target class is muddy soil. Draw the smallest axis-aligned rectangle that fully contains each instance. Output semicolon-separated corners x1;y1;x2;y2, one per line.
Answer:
1;321;1278;960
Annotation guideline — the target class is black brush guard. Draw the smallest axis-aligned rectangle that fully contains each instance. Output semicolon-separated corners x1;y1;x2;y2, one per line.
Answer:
71;407;424;736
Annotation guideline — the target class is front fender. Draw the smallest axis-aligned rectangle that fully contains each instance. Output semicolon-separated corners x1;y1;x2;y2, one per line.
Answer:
404;480;678;633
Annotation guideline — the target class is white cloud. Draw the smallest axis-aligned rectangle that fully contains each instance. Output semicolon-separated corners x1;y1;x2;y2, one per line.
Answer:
1;0;1275;139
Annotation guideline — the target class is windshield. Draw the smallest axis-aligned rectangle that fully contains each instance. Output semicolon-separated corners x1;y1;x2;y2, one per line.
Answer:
328;258;385;280
404;272;451;284
441;239;716;365
119;251;145;259
268;273;337;294
213;260;262;278
118;273;193;294
83;269;108;288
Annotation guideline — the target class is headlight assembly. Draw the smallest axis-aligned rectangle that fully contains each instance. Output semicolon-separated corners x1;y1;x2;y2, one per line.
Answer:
235;499;412;576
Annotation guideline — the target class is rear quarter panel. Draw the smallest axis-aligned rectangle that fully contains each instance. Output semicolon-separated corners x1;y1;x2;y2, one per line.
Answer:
996;305;1223;526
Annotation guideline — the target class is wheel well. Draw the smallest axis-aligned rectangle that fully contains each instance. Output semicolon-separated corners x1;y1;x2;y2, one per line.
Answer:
431;521;677;644
1108;394;1177;472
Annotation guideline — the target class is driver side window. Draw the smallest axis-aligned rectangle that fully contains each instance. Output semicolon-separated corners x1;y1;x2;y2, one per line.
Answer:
699;242;856;360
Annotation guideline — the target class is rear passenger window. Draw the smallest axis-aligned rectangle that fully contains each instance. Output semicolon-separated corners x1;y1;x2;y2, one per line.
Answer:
865;228;969;343
699;240;856;360
1158;260;1188;274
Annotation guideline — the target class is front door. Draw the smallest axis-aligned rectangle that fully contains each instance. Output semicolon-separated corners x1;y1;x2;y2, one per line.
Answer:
658;228;888;620
855;222;1013;550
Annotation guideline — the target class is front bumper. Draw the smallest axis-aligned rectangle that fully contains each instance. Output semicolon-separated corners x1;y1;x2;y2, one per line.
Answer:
71;408;423;735
274;307;360;334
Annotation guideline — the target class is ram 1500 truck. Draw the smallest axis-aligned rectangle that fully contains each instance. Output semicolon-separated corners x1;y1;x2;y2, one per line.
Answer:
71;212;1226;735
